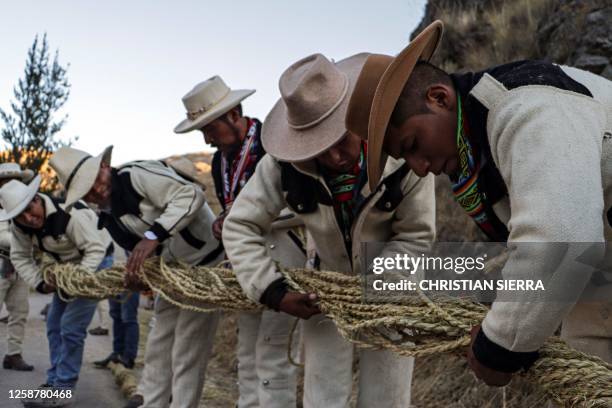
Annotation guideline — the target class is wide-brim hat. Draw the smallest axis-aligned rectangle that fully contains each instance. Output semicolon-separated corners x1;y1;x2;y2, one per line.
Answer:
0;163;34;183
49;145;113;207
174;75;255;134
346;20;444;190
0;175;41;221
263;53;369;162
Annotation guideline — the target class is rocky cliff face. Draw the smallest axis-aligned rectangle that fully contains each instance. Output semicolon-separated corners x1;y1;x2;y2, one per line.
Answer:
538;0;612;78
410;0;612;242
414;0;612;79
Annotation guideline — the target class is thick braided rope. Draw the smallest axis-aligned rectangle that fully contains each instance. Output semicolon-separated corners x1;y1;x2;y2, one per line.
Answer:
42;259;612;407
107;361;138;398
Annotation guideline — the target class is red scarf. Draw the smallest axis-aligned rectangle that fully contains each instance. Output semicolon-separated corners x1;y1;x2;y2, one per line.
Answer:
221;119;259;208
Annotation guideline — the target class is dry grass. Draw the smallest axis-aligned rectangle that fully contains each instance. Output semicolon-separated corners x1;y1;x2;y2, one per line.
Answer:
411;354;548;408
431;0;556;71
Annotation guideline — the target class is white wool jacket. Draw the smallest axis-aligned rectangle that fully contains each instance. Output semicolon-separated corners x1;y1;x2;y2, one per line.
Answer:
0;221;11;252
99;160;223;266
454;62;612;371
11;194;112;291
0;221;13;278
223;154;436;305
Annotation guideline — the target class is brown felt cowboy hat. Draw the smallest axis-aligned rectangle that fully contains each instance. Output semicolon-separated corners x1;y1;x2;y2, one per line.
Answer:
346;20;444;190
263;53;369;162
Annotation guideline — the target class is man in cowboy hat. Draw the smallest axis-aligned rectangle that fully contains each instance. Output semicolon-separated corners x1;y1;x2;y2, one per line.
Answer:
92;158;202;373
346;20;612;386
0;174;113;407
49;145;224;408
0;163;35;372
175;75;306;407
223;53;436;407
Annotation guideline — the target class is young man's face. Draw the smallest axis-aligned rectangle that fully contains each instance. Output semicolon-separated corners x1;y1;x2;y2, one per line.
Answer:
84;162;113;208
15;195;45;229
199;109;242;153
315;131;363;173
383;84;459;177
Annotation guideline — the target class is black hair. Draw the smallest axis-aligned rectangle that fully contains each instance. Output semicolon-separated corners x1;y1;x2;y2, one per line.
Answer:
389;61;452;128
230;103;243;117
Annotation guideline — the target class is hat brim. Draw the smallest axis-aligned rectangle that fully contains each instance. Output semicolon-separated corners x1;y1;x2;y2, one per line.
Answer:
367;20;444;190
262;53;369;163
0;169;35;183
0;175;41;222
174;89;256;134
64;146;113;207
20;169;35;183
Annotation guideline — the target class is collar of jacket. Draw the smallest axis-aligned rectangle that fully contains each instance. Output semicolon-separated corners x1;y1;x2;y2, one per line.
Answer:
449;61;537;156
109;167;143;218
15;194;70;240
211;117;265;211
291;155;407;197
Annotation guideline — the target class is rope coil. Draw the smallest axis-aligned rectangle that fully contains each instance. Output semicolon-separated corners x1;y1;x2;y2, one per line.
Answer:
42;258;612;407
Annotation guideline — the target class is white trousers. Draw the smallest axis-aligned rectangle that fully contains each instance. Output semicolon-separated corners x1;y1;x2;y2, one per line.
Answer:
0;273;29;356
237;310;298;408
302;314;414;408
138;297;220;408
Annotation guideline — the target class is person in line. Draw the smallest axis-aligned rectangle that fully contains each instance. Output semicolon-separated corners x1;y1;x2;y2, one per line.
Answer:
223;53;436;407
0;163;35;372
49;145;224;408
346;20;612;385
1;175;113;407
174;76;307;407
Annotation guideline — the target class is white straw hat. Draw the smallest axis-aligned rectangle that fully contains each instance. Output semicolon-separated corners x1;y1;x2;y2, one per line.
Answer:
49;146;113;207
0;163;34;182
0;175;41;221
174;76;255;133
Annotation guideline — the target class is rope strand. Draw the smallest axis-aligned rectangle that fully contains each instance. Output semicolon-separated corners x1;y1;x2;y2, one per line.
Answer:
42;258;612;407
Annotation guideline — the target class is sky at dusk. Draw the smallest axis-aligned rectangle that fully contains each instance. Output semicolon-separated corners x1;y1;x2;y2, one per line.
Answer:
0;1;427;164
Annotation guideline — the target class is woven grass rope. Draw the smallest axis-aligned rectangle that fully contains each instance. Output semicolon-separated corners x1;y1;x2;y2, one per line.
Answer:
42;258;612;407
107;361;138;398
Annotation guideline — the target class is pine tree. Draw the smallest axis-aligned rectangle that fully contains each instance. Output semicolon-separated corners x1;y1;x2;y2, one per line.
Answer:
0;33;74;174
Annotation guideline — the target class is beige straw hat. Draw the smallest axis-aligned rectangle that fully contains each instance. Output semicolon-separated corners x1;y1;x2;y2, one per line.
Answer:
49;146;113;207
0;175;41;221
174;76;255;133
262;53;369;162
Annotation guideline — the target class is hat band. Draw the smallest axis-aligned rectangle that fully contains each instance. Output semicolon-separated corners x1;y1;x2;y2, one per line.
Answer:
65;155;92;191
185;88;231;122
288;73;349;130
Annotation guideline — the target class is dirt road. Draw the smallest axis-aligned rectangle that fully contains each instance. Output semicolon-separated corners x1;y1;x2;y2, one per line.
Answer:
0;292;126;408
